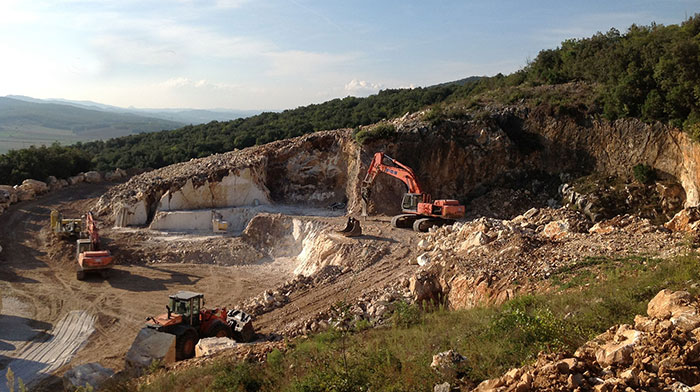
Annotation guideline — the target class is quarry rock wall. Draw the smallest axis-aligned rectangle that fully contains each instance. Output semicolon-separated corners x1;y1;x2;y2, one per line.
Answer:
97;107;700;229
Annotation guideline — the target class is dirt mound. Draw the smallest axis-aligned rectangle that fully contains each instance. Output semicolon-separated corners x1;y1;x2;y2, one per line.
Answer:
473;289;700;391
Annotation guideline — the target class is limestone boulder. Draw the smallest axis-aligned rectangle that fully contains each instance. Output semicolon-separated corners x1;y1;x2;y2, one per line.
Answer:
416;252;431;266
62;362;114;391
0;189;10;205
195;337;238;357
430;349;467;378
409;270;442;305
47;176;65;191
647;289;700;331
460;230;493;251
543;220;570;240
125;328;176;373
84;171;102;183
595;324;641;367
433;382;451;392
105;168;127;181
665;208;700;232
21;179;48;194
15;184;36;201
68;174;86;185
589;221;616;235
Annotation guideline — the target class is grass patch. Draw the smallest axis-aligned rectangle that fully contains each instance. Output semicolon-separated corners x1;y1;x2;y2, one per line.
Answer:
114;252;700;392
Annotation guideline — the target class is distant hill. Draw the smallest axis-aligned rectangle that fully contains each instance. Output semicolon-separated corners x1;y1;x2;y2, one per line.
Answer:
0;97;184;153
7;95;262;125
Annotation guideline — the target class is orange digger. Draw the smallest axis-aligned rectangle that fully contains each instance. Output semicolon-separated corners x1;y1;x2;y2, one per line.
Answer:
361;152;465;232
76;211;114;280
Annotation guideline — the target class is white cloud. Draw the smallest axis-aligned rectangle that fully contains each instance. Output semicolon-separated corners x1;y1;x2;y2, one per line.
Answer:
158;77;243;91
344;79;383;96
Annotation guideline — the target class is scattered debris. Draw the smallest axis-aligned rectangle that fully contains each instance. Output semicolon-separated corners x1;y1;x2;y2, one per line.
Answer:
471;290;700;392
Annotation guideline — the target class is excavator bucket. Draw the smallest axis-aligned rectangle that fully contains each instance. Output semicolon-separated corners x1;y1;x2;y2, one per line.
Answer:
336;217;354;233
335;217;363;237
344;219;362;237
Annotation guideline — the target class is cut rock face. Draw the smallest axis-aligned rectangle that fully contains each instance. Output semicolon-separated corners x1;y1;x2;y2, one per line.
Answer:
157;169;270;212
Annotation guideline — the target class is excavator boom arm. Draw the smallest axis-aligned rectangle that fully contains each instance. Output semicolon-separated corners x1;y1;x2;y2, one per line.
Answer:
361;152;427;215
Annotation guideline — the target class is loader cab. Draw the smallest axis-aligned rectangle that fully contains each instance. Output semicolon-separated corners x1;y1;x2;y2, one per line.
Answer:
401;193;422;213
169;291;203;327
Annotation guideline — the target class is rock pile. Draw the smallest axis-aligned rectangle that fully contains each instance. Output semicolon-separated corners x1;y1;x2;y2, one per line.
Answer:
472;289;700;391
408;207;683;312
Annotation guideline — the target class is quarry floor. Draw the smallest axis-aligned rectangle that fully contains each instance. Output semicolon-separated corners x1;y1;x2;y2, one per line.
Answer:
0;183;422;389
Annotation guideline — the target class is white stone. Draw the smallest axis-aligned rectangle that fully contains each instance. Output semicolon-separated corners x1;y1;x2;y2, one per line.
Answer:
84;171;102;183
21;179;48;193
195;337;237;357
417;252;431;266
68;174;85;185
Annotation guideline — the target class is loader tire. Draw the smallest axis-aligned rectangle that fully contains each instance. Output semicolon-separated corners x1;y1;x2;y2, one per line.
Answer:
176;329;198;360
76;270;86;280
208;320;232;338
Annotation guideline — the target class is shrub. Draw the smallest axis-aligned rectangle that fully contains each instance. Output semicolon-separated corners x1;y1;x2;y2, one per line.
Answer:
632;163;656;184
353;123;396;144
390;301;422;328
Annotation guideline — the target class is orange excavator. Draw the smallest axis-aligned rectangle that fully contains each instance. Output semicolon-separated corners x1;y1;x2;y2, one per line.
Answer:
75;211;114;280
361;152;465;232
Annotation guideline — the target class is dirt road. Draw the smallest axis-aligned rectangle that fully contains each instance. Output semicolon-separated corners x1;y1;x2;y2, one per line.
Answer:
0;183;421;390
0;184;296;388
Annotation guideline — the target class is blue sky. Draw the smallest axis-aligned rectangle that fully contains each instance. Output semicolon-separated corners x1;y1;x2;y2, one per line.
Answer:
0;0;695;110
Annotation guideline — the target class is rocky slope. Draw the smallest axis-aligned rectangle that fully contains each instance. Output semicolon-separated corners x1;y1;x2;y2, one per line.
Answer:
471;289;700;392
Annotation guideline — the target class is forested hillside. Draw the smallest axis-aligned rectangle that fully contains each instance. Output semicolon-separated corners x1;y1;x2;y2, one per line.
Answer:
1;15;698;185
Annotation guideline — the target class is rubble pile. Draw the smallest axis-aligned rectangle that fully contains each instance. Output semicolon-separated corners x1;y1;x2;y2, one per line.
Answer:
471;289;700;392
408;208;684;311
237;267;414;336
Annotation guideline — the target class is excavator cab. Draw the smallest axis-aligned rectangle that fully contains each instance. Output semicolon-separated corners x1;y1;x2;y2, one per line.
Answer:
401;193;423;212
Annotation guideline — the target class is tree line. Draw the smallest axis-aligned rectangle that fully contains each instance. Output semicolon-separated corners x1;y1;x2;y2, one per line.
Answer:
1;15;698;185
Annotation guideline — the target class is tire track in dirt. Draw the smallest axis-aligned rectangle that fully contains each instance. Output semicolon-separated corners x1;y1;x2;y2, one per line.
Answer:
0;311;95;391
